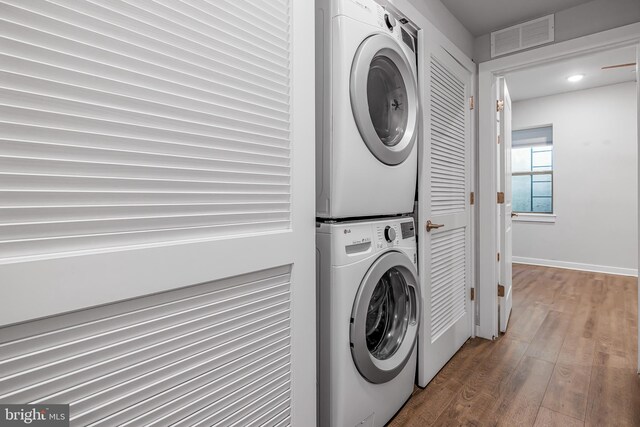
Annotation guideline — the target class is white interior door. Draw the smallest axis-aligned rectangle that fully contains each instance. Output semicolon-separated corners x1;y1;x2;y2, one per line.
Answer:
417;33;472;387
498;78;513;333
0;1;316;424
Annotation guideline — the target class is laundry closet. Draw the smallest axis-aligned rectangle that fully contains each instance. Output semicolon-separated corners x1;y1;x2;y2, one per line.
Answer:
315;0;475;425
0;0;475;424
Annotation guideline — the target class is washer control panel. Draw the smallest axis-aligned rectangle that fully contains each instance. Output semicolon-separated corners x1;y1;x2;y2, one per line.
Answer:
320;217;417;265
376;224;399;248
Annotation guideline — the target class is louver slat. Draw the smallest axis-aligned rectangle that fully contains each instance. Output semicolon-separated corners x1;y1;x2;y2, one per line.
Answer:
0;266;292;425
430;58;467;216
0;0;292;259
430;229;466;342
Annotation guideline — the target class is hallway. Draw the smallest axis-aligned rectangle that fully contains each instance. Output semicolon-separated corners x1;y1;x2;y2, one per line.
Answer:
389;264;640;426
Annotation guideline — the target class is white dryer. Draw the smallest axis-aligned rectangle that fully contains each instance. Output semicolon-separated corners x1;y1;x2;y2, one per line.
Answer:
316;0;419;219
317;217;421;427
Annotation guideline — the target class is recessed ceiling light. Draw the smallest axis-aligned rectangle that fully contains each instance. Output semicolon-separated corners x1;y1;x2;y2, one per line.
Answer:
567;74;584;82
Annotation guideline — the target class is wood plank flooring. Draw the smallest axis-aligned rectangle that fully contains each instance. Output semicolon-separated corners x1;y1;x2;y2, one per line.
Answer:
389;264;640;427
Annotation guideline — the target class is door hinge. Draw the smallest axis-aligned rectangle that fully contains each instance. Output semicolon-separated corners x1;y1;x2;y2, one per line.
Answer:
497;252;500;262
497;99;504;112
470;192;475;205
498;284;505;297
469;96;475;110
497;192;505;204
470;288;475;301
497;135;501;144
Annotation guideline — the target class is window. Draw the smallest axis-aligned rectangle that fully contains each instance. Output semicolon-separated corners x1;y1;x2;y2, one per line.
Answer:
512;126;553;214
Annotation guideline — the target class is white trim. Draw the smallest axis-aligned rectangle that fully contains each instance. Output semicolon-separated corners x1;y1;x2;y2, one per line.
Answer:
513;213;556;223
636;37;640;375
478;22;640;341
513;257;638;277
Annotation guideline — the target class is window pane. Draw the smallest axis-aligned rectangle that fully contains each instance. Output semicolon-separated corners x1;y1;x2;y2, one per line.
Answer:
512;172;553;213
533;174;551;182
533;197;552;213
532;148;552;171
532;181;552;197
513;175;531;212
512;147;532;173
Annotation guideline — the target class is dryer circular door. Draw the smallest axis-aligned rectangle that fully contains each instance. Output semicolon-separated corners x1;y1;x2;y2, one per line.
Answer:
350;34;418;166
350;251;421;384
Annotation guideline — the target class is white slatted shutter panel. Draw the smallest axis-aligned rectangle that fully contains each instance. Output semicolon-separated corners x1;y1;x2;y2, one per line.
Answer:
0;0;292;259
0;266;292;425
428;57;468;341
430;228;466;341
430;58;466;215
417;38;472;387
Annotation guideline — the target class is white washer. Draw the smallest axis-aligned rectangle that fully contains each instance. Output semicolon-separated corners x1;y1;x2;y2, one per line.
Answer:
316;0;419;219
317;217;421;427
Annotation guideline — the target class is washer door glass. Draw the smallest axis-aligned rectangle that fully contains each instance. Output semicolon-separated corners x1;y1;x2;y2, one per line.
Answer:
367;57;408;147
350;251;421;384
351;34;418;166
366;267;410;359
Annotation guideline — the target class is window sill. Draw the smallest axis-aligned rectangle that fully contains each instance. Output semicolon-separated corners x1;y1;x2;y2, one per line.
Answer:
512;213;556;223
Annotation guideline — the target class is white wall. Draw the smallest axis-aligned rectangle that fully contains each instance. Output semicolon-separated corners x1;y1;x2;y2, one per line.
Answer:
473;0;640;63
405;0;474;58
512;82;638;274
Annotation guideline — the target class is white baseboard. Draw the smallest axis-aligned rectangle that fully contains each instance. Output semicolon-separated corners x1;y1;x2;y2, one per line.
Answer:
512;256;638;277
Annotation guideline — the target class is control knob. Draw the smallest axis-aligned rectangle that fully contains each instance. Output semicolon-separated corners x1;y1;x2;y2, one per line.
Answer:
384;226;396;242
384;13;396;31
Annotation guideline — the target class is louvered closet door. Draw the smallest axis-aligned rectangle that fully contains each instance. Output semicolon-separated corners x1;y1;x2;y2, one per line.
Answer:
417;40;472;387
0;0;315;425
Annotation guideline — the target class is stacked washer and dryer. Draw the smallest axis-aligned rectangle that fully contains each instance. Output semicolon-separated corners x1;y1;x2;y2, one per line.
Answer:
315;0;422;426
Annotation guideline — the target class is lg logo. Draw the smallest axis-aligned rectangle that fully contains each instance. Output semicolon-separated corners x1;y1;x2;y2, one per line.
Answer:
343;229;351;234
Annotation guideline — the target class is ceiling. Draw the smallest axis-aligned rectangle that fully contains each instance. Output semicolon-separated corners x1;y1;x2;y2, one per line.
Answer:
505;46;637;101
440;0;594;36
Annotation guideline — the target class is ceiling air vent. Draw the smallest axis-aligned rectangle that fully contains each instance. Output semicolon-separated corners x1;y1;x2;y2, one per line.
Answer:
491;14;554;58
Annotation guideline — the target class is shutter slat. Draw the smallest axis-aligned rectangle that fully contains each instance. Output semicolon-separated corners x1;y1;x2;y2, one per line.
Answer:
0;203;291;224
2;2;290;90
0;157;290;184
430;57;467;215
0;267;292;423
0;90;290;144
0;221;290;259
0;191;291;207
0;140;290;169
51;0;290;62
0;49;288;119
0;123;290;159
1;0;293;259
0;70;289;132
430;228;466;342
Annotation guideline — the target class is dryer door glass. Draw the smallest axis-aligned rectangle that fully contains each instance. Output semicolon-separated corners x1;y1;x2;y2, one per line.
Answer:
366;267;410;359
351;34;418;166
350;251;421;384
367;57;407;147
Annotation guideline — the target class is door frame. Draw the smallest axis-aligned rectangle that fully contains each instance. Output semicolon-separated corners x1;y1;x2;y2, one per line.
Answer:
477;22;640;369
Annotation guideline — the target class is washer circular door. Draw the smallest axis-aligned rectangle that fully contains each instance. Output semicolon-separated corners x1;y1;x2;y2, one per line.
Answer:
350;251;421;384
350;34;418;166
